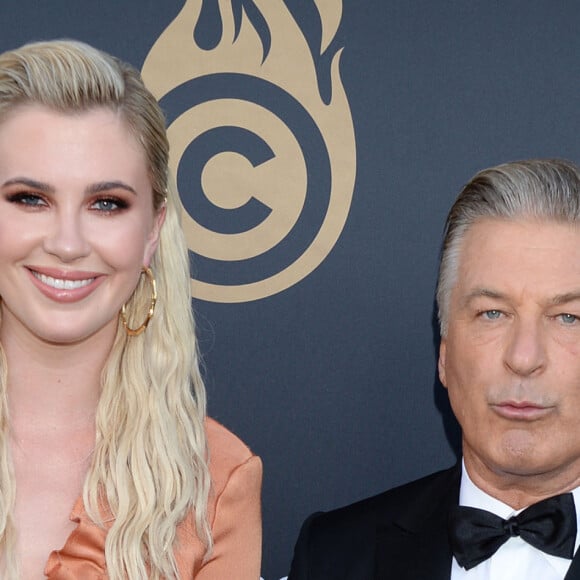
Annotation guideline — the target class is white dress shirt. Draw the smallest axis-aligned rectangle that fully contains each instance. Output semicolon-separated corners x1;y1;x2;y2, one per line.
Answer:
451;463;580;580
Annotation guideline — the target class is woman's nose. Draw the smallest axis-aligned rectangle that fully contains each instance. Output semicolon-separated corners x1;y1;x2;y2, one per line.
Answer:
42;208;91;262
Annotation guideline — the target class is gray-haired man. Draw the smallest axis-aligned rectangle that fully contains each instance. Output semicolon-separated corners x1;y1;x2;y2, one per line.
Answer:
289;159;580;580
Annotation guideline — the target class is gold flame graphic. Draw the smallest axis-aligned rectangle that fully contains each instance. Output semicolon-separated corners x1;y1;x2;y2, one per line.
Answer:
142;0;356;303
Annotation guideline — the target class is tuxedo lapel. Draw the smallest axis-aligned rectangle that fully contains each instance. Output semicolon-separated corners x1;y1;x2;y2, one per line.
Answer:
565;550;580;580
374;465;460;580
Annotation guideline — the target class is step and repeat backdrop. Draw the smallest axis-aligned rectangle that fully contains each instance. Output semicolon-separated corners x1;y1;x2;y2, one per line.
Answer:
3;1;580;577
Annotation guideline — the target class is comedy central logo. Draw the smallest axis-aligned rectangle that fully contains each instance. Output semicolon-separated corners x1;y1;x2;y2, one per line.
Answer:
142;0;356;303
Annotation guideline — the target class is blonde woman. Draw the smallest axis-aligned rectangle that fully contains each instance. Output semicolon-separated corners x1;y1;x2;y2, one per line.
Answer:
0;40;262;578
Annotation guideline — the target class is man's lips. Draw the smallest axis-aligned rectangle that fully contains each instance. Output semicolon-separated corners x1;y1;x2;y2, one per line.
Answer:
491;400;554;421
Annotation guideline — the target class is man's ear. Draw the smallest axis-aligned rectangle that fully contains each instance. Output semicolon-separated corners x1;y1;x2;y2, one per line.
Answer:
438;338;447;388
143;205;166;266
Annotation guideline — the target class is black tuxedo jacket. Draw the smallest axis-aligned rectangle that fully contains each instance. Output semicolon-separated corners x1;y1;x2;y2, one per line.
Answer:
287;465;580;580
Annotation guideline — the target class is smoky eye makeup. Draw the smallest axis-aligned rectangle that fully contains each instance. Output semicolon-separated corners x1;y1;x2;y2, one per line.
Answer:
89;196;130;213
4;191;48;207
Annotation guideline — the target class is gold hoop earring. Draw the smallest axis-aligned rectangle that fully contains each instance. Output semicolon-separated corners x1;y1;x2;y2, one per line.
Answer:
121;267;157;336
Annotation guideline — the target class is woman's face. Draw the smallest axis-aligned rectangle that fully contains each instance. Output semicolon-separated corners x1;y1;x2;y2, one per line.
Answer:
0;105;164;345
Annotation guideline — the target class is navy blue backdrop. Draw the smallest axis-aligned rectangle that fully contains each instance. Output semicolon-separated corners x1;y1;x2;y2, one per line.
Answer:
2;2;580;578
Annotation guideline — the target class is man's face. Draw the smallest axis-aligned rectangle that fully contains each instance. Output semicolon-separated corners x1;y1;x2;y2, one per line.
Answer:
439;218;580;489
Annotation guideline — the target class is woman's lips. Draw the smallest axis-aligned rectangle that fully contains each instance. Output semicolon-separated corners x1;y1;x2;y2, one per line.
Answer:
27;267;104;303
491;401;554;421
34;271;95;290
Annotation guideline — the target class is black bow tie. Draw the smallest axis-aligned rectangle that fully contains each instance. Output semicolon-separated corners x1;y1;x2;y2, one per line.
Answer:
448;493;577;570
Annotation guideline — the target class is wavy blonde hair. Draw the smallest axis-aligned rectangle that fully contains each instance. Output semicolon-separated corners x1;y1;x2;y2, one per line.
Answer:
0;40;211;578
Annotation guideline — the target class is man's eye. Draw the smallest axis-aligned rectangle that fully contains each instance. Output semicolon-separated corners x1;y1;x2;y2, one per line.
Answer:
559;313;578;325
482;310;502;320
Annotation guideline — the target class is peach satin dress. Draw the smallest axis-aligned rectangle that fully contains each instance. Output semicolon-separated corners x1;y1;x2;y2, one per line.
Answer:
44;418;263;579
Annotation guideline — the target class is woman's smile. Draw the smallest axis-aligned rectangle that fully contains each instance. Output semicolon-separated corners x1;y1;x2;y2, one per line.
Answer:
27;267;104;303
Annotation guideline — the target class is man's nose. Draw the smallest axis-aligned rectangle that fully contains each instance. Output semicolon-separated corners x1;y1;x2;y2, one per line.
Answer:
42;207;91;262
503;316;546;377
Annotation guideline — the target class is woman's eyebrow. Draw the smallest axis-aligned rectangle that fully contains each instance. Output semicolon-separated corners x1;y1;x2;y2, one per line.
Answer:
2;177;54;193
86;181;137;196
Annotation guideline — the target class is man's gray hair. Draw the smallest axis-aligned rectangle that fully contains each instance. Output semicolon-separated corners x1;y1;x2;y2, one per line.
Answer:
437;159;580;335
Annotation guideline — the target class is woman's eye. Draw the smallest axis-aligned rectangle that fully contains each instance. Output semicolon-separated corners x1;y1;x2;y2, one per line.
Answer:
7;193;47;207
91;198;127;212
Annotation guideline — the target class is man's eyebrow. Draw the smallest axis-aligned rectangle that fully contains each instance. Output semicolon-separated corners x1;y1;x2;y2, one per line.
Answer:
86;181;137;196
548;292;580;306
460;288;506;308
461;289;580;308
2;177;54;193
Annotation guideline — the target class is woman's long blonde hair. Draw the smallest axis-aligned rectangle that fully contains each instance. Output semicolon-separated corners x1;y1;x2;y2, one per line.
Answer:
0;40;211;578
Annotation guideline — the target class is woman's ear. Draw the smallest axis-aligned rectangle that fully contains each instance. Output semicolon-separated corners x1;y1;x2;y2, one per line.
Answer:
143;204;166;266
